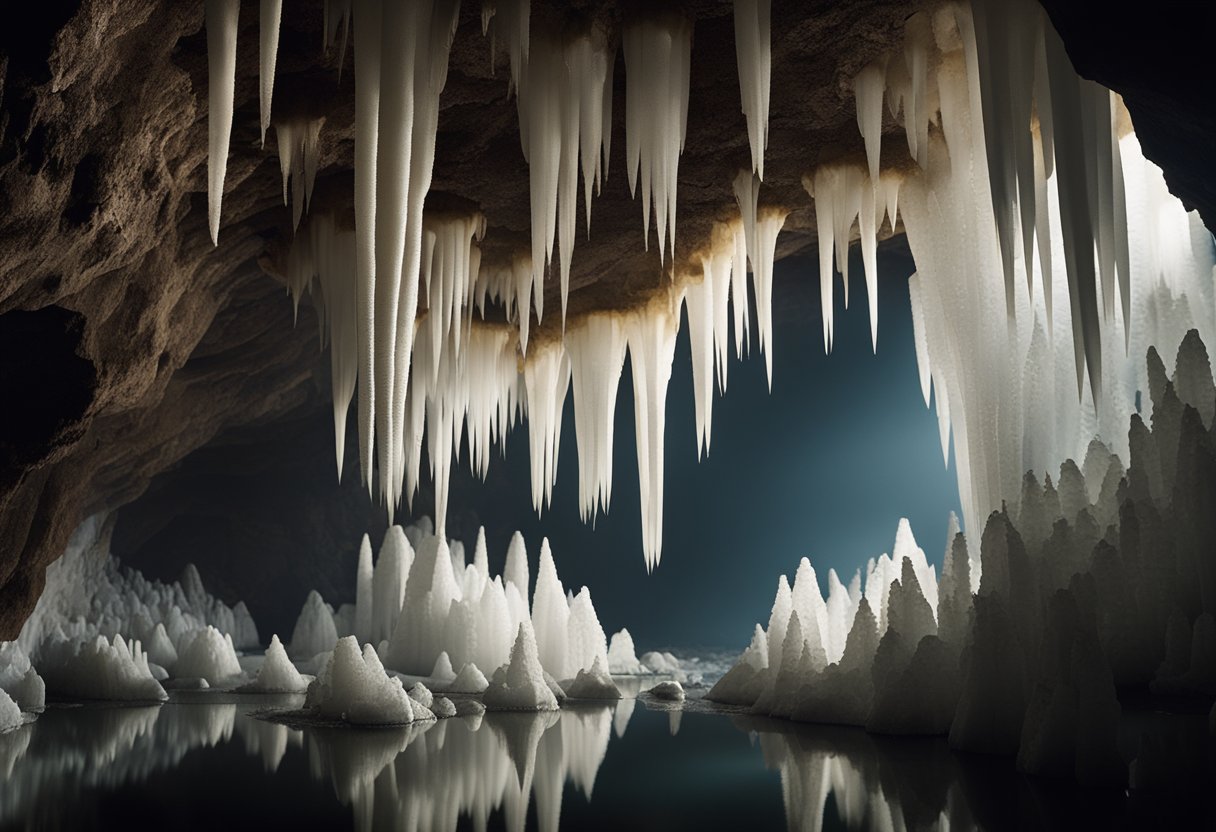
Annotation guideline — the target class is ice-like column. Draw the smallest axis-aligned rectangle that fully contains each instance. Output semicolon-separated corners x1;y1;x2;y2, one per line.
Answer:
853;60;886;185
624;14;692;263
732;0;771;180
323;0;351;76
566;314;628;523
683;268;715;458
733;171;786;388
352;0;380;494
259;0;282;147
275;119;324;232
627;299;680;570
523;340;570;514
205;0;239;246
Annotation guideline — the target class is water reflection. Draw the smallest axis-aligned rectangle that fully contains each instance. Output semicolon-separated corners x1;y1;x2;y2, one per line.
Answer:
0;698;621;832
1;697;1210;830
736;709;1215;832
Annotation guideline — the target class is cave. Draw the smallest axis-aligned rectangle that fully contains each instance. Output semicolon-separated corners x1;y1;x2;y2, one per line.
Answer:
1;1;1214;829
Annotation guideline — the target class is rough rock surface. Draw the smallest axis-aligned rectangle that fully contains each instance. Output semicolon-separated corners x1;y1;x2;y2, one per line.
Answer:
0;1;1208;637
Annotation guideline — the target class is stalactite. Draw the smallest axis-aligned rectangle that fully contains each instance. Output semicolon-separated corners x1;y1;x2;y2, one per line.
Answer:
204;0;239;246
258;0;282;147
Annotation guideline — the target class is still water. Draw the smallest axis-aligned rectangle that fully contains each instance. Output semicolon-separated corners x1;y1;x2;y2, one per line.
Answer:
0;691;1210;830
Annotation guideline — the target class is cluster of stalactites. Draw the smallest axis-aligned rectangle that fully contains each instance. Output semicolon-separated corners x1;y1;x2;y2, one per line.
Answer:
803;165;901;354
322;0;352;77
480;0;530;95
733;171;787;388
285;214;359;479
826;1;1216;535
274;118;323;232
350;0;461;520
516;27;615;328
473;251;536;354
623;15;692;265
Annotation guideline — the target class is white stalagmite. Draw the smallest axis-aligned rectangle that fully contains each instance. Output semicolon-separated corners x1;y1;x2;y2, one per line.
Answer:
259;0;282;146
289;591;339;660
372;526;412;644
732;0;771;180
624;14;692;263
531;540;570;681
354;535;373;644
306;637;419;724
241;634;308;693
566;587;610;677
628;300;680;569
205;0;239;246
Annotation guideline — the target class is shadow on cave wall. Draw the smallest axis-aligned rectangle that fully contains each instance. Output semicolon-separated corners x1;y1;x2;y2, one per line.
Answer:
0;306;96;488
109;404;494;640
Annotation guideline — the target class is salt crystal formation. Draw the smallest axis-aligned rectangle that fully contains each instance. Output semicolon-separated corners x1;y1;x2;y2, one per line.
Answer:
0;689;21;733
341;519;620;685
606;629;645;675
714;331;1216;784
37;634;167;703
240;635;309;694
4;516;259;702
305;636;424;725
565;657;622;700
288;590;339;660
175;626;243;685
483;622;559;711
0;643;44;713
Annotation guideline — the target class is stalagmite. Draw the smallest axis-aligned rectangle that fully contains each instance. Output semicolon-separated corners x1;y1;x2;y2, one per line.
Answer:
624;15;692;263
205;0;239;246
354;534;373;643
259;0;282;147
733;0;771;180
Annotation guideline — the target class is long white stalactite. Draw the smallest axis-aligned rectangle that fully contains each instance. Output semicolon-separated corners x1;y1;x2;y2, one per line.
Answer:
732;0;771;180
258;0;282;147
204;0;239;246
